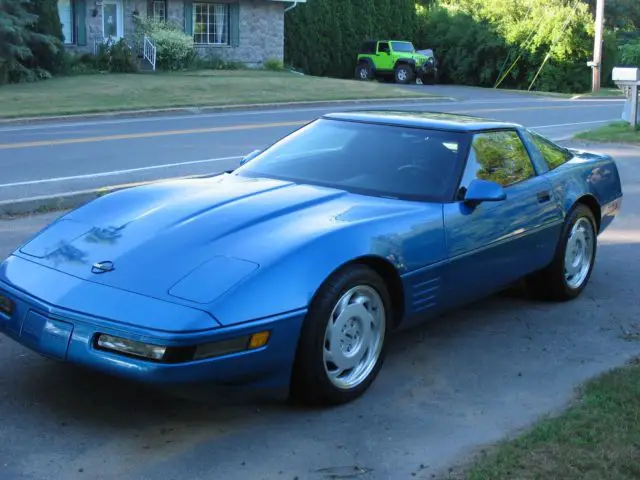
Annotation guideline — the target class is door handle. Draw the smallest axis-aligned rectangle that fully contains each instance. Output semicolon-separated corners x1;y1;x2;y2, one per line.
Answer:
537;191;551;203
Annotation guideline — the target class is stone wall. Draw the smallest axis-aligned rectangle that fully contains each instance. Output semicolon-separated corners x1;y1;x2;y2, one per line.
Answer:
66;0;285;66
193;0;285;67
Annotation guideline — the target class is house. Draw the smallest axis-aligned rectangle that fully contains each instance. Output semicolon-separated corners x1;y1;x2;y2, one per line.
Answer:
56;0;305;66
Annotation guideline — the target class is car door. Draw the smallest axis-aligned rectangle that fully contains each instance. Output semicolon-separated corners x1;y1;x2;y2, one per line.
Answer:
376;42;394;71
442;129;564;306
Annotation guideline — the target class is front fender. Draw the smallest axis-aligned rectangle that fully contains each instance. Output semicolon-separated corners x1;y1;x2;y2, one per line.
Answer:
207;206;446;326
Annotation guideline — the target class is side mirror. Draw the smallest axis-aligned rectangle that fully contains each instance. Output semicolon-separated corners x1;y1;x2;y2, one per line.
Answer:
240;149;261;166
463;179;506;207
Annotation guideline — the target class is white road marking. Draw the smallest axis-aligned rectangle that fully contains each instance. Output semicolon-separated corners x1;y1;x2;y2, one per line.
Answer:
0;98;622;133
0;155;242;189
0;118;621;191
529;119;618;129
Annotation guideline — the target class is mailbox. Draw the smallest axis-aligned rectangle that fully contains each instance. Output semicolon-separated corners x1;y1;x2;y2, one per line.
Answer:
612;67;640;127
612;67;640;82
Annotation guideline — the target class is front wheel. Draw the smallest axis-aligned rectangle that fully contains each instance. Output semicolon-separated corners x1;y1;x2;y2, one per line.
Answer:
527;204;597;301
394;64;414;84
290;265;391;406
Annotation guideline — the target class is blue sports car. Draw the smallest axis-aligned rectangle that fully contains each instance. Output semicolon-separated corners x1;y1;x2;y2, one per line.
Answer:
0;111;623;406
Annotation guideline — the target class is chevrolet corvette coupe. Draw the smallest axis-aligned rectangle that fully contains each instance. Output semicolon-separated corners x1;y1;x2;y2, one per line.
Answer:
0;111;623;406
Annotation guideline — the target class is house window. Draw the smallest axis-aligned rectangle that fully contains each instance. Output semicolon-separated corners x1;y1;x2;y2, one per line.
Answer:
193;3;230;45
58;0;74;44
153;0;166;21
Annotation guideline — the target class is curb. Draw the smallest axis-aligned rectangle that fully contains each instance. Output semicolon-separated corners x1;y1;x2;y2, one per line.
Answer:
0;96;456;126
0;174;207;218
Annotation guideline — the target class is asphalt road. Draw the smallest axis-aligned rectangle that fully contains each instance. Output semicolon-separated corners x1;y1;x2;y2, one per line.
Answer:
0;140;638;480
0;85;625;203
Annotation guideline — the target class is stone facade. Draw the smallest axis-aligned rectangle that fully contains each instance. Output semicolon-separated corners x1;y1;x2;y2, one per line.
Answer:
193;0;285;67
63;0;285;65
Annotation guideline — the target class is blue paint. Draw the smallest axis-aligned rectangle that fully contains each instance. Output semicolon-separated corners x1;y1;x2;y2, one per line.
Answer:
0;112;623;392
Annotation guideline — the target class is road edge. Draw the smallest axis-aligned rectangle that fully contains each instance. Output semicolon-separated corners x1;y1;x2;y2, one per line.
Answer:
4;140;637;219
0;174;206;218
0;96;455;126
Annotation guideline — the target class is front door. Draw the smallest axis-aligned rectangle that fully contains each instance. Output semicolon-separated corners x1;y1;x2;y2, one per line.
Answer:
102;0;123;40
442;129;564;306
376;42;394;71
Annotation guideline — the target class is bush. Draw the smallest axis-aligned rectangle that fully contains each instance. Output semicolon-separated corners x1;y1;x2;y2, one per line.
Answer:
263;58;284;71
108;38;137;73
26;0;66;75
619;39;640;67
414;0;595;93
134;16;194;71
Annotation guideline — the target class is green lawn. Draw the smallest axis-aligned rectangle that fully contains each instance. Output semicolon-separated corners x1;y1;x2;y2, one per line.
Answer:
574;121;640;145
447;358;640;480
0;70;435;119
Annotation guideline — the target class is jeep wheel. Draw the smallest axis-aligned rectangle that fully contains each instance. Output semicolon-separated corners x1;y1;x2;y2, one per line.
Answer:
355;63;372;81
394;64;414;84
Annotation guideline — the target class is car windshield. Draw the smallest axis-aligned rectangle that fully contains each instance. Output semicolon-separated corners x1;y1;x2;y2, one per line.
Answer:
391;41;415;53
236;118;470;202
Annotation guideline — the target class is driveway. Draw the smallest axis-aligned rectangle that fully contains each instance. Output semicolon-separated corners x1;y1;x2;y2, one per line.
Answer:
0;140;638;479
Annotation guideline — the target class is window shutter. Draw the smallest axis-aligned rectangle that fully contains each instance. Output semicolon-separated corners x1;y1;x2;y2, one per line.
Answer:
147;0;153;17
230;1;240;47
76;0;87;45
184;0;193;35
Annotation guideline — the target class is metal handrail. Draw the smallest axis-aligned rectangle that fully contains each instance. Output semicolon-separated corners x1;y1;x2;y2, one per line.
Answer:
143;35;157;71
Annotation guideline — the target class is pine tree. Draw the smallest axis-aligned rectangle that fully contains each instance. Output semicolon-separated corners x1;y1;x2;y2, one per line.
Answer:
27;0;65;74
0;0;37;83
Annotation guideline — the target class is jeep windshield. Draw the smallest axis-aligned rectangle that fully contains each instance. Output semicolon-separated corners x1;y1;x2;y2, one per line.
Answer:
390;41;415;53
236;118;470;203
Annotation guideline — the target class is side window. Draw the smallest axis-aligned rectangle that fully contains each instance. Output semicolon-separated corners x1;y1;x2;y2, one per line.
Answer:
459;130;536;190
378;42;390;54
528;131;573;170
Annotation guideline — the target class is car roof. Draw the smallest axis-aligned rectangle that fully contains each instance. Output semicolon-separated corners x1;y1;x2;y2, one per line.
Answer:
321;110;522;133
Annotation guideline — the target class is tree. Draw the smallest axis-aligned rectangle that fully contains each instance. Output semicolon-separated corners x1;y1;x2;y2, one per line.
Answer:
26;0;65;74
0;0;39;83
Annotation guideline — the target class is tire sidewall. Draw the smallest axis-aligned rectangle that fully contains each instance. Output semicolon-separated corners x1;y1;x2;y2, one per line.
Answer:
356;63;371;81
293;265;392;405
394;64;413;84
558;205;598;298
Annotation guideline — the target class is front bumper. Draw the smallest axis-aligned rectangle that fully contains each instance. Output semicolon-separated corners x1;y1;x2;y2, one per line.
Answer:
0;279;306;389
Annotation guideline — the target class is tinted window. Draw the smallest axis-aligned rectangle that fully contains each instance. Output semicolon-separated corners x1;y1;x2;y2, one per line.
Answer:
459;130;535;189
237;119;469;202
390;41;415;53
360;41;376;54
529;131;573;170
378;42;390;54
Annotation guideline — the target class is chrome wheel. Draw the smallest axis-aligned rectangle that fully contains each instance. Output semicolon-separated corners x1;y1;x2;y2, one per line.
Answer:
564;217;595;289
397;68;408;82
359;68;368;80
323;285;386;390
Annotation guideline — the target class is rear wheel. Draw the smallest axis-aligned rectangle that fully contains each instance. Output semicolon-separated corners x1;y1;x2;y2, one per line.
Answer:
527;204;597;301
394;64;414;84
290;265;391;406
355;63;372;81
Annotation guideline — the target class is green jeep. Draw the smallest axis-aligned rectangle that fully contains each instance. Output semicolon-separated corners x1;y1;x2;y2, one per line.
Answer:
355;40;438;85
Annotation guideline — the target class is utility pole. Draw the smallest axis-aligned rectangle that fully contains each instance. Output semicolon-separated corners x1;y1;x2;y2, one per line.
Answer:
592;0;605;93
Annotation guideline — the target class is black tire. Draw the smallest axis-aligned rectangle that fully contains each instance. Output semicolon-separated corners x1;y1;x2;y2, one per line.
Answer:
526;204;598;301
355;63;372;81
290;264;392;406
394;64;414;84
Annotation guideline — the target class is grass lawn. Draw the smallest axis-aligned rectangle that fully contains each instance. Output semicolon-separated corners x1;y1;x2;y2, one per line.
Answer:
447;358;640;480
0;70;436;119
574;121;640;145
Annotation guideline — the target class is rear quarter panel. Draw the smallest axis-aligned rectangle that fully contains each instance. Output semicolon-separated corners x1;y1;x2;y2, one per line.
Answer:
543;149;623;233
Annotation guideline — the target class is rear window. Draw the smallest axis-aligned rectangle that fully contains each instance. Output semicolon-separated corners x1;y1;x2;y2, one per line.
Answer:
360;41;376;54
528;131;573;170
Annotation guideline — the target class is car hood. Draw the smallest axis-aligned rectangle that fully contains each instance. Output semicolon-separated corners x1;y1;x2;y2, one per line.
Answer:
11;173;420;310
